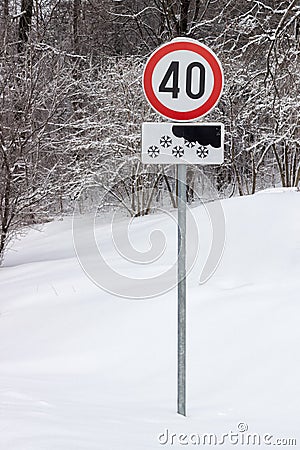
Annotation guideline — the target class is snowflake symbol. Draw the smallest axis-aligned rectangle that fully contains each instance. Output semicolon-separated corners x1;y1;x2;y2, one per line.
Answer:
184;139;196;148
160;135;172;148
196;146;209;158
172;146;184;158
148;145;160;158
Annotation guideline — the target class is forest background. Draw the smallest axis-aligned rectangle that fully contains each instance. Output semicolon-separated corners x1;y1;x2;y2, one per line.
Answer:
0;0;299;262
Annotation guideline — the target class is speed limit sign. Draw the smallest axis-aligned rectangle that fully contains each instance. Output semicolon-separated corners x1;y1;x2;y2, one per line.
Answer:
143;38;223;121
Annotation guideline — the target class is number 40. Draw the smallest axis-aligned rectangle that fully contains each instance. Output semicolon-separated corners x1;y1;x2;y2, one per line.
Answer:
158;61;205;99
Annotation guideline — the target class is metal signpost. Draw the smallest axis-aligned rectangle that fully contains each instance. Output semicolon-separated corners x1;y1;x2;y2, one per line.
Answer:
177;163;187;416
142;38;224;416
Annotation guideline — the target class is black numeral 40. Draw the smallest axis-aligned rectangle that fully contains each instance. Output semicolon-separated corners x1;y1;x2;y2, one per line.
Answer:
158;61;205;99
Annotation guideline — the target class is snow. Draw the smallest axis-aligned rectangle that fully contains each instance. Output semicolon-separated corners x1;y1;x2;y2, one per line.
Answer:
0;189;299;449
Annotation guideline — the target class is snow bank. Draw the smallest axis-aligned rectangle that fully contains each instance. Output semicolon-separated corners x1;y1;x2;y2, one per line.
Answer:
0;190;299;449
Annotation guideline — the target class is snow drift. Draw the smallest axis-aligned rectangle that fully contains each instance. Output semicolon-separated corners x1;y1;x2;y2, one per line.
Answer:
0;188;299;449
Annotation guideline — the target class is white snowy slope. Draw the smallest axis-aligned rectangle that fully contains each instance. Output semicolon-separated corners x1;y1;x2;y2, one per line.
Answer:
0;188;299;450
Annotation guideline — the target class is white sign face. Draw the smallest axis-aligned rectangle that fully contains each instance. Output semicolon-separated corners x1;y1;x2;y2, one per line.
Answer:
143;39;223;121
142;122;224;165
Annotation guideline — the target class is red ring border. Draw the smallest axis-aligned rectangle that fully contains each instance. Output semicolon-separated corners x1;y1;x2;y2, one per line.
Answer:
143;41;223;121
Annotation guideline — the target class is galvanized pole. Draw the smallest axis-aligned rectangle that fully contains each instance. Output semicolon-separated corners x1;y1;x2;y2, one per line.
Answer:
177;164;187;416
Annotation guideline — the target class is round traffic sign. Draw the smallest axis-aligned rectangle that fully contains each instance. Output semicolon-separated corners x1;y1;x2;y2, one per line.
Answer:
143;39;223;121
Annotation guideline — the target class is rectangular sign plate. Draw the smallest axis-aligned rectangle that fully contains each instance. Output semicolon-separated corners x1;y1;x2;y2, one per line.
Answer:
142;122;224;165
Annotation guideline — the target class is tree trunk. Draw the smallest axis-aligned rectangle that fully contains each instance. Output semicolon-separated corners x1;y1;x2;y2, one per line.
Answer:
272;144;286;187
73;0;81;53
3;0;9;18
179;0;190;35
18;0;33;52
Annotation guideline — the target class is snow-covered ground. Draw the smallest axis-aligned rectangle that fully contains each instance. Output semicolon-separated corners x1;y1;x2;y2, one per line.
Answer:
1;189;299;449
